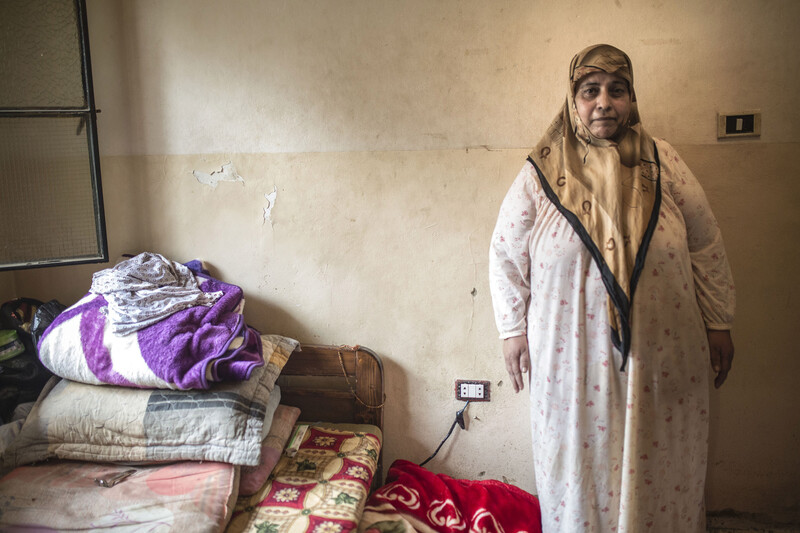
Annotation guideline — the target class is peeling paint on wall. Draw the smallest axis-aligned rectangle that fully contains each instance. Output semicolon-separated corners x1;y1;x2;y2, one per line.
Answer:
263;186;277;225
192;162;244;188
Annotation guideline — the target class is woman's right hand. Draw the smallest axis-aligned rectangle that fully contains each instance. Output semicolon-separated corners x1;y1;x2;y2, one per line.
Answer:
503;335;531;393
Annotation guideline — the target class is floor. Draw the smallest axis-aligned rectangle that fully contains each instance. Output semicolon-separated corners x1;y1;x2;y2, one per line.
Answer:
707;511;800;533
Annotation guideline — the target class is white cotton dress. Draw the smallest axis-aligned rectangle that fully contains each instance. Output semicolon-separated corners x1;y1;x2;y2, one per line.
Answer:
489;139;735;533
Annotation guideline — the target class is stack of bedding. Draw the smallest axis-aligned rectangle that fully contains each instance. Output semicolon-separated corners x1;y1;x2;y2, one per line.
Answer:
0;255;288;530
0;380;384;532
0;377;304;532
0;254;384;532
0;332;297;469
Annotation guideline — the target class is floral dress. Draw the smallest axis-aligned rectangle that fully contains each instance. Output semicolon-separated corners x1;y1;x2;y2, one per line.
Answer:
489;139;735;533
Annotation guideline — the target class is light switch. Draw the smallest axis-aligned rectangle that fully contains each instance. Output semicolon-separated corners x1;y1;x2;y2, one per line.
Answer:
718;111;761;139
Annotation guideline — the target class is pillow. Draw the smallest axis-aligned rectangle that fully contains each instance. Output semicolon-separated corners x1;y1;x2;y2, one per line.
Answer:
1;334;297;473
259;382;283;440
238;404;301;496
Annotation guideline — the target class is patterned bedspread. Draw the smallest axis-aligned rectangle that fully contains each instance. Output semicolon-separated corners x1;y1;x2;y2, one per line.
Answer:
225;424;382;533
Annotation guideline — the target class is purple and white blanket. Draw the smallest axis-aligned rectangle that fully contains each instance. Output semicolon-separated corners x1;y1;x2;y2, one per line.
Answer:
37;262;264;390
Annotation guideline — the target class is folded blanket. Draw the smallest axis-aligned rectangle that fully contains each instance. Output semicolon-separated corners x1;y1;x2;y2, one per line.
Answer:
359;460;542;533
38;263;263;390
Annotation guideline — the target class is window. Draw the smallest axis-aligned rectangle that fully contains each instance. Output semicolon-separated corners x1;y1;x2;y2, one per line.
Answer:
0;0;107;271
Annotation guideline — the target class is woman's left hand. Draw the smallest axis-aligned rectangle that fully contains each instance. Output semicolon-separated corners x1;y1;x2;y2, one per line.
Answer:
707;329;734;389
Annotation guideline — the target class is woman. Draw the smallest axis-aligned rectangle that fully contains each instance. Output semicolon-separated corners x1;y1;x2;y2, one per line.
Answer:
489;44;735;532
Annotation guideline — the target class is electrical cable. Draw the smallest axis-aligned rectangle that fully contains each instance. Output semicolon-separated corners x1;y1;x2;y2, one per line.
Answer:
419;401;470;468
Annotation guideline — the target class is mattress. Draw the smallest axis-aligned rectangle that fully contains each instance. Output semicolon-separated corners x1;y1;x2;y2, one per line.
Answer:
0;421;381;533
225;422;383;533
0;460;240;532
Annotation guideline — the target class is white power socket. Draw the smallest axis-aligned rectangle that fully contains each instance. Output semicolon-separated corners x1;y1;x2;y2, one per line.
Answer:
461;382;483;399
455;379;490;401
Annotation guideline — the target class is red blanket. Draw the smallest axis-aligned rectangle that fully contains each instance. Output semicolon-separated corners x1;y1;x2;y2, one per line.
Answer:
359;460;542;533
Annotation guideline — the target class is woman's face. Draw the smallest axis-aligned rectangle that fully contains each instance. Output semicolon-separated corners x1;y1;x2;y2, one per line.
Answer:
574;72;632;139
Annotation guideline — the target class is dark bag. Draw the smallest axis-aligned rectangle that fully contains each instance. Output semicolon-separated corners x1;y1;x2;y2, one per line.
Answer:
0;298;62;422
31;299;68;349
0;297;43;353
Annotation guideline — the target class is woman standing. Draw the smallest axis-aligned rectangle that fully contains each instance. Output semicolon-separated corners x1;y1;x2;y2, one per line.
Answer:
489;44;735;532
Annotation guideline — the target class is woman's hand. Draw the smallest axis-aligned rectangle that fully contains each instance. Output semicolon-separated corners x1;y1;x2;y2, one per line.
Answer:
503;335;531;393
707;329;734;389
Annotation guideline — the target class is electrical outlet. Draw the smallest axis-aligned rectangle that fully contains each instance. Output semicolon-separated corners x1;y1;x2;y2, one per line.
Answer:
455;379;491;401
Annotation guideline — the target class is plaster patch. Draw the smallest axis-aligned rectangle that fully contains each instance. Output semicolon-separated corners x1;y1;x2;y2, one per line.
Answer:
192;162;244;188
263;186;278;225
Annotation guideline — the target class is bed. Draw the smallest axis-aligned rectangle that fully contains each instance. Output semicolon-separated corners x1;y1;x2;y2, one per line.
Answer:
226;344;386;532
0;342;386;533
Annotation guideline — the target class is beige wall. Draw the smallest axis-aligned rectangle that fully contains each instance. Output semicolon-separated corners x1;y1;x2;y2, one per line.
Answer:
9;0;800;518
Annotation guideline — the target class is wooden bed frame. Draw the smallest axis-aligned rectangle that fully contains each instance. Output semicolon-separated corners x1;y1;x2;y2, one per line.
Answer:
276;344;385;484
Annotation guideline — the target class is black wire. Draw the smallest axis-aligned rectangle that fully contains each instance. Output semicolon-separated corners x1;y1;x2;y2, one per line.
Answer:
419;401;470;468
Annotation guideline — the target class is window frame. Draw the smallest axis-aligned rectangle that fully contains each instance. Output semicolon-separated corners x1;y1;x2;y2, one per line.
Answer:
0;0;108;272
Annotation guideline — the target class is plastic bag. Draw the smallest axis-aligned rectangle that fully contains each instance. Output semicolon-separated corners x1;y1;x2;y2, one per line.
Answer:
31;299;67;349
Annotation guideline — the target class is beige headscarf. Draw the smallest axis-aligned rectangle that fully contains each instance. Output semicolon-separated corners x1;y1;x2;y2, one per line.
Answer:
527;44;662;370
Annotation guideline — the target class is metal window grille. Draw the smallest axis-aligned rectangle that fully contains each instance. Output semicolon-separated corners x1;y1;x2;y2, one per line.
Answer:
0;0;107;271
